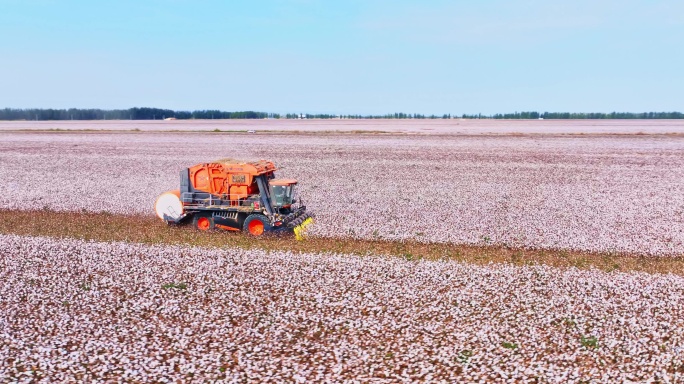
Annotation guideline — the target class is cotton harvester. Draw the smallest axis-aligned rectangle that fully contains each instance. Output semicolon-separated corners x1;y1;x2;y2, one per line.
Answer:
154;160;313;238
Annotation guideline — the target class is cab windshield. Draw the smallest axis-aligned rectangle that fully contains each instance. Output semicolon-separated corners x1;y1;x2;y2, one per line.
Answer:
269;184;295;207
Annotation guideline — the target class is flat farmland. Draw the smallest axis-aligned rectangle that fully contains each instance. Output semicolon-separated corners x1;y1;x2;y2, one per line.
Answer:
1;128;683;255
3;122;684;382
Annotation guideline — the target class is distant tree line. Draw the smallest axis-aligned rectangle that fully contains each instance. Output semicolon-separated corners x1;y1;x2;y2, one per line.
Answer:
1;108;683;120
0;108;279;121
284;113;453;119
284;111;684;119
487;111;684;119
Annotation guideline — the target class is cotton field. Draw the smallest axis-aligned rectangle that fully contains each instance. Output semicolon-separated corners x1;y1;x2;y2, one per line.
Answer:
1;234;683;382
2;127;684;382
1;131;683;255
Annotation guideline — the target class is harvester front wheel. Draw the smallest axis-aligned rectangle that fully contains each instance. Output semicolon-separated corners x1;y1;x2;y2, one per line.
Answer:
193;215;215;231
243;214;271;237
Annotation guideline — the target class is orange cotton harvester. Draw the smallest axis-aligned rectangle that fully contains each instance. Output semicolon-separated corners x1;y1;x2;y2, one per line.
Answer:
155;160;313;239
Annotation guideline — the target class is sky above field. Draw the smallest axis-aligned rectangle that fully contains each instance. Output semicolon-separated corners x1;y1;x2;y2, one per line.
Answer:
0;0;682;115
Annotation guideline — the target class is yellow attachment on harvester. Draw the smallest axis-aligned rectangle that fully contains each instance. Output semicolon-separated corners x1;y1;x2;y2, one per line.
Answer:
294;217;314;241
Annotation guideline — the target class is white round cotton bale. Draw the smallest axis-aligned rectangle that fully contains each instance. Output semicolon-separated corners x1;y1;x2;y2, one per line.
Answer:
154;190;182;222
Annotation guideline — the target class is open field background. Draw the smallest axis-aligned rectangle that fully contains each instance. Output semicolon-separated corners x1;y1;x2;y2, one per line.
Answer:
1;128;683;255
1;118;684;135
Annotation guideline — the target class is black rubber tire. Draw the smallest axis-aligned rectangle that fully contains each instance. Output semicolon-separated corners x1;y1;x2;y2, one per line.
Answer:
242;214;272;237
193;215;215;231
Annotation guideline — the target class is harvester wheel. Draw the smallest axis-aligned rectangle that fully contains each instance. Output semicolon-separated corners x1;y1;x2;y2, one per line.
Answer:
243;214;271;236
193;215;215;231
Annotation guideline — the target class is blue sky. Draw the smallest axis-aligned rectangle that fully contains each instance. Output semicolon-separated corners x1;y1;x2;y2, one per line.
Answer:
0;0;682;114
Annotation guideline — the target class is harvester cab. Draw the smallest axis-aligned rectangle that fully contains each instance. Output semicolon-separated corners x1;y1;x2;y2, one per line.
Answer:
269;179;297;208
154;160;313;239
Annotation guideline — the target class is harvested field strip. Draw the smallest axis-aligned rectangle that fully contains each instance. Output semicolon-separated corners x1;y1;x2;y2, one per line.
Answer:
2;209;683;275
